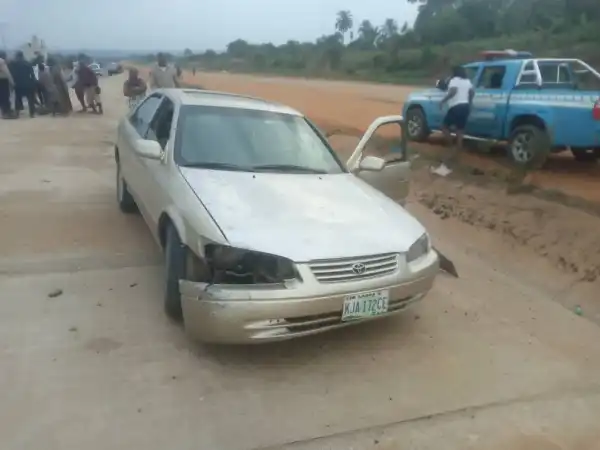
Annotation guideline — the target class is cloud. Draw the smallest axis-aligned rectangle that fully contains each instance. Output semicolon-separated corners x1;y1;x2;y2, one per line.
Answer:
2;0;417;51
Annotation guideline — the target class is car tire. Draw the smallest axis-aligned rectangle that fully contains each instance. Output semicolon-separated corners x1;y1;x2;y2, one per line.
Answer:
164;225;185;321
405;107;430;142
116;161;137;213
507;125;550;169
571;148;598;162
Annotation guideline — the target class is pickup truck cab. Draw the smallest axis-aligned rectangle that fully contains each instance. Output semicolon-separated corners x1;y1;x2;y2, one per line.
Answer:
403;51;600;167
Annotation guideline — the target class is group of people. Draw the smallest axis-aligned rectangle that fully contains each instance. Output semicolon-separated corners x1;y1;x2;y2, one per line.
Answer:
122;53;181;110
0;52;103;119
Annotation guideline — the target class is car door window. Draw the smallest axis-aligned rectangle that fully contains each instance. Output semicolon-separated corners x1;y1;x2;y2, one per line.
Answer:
477;65;507;89
130;95;163;138
147;98;175;149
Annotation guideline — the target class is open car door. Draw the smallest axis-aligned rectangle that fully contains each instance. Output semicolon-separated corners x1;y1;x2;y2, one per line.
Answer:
346;115;411;205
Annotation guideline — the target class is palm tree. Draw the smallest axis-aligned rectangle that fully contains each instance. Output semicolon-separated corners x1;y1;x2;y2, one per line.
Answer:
381;18;399;38
335;10;354;44
358;20;380;47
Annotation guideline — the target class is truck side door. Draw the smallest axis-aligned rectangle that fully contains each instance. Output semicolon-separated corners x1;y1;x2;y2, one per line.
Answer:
469;63;512;138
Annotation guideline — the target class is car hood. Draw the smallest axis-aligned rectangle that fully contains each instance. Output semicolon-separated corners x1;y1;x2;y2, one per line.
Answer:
180;168;425;262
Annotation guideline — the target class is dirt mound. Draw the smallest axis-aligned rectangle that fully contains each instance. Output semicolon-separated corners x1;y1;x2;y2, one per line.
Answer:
412;168;600;282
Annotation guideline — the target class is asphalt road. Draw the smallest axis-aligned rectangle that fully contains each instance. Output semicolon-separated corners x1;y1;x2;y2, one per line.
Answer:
1;75;600;450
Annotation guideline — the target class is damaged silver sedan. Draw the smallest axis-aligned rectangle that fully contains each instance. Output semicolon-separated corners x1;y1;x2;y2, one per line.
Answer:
115;88;439;343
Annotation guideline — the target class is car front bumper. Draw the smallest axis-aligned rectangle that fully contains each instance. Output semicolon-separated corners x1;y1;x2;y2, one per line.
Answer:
179;250;439;344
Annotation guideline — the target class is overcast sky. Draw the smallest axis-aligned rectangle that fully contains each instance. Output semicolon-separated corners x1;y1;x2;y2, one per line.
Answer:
1;0;418;51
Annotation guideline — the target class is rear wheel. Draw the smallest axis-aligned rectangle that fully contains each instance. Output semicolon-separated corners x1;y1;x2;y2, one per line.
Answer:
507;125;550;169
405;107;430;142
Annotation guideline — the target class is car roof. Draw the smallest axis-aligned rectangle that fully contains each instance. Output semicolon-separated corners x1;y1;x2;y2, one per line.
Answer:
157;88;303;116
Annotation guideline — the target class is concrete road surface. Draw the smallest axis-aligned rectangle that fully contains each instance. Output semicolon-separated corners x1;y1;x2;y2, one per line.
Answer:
2;75;600;450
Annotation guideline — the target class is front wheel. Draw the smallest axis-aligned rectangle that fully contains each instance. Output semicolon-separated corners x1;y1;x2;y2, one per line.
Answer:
405;107;430;142
507;125;551;169
116;161;137;214
164;225;185;320
571;148;598;162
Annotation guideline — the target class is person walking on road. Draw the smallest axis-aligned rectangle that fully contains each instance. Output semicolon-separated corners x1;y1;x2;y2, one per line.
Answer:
38;62;62;116
149;53;180;90
432;65;474;176
77;60;103;114
0;50;16;119
123;67;147;110
67;60;87;112
46;58;73;115
9;51;37;118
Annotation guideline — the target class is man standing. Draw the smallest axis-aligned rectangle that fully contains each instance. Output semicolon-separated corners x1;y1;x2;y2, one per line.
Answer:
432;65;474;176
149;53;180;90
9;51;37;118
123;67;147;110
0;50;16;119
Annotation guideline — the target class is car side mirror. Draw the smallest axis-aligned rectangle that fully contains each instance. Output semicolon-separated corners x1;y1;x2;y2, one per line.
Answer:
136;139;163;160
358;155;386;172
435;79;448;91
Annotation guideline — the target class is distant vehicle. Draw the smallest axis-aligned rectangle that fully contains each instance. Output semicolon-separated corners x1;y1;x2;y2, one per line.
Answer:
115;88;439;343
107;62;123;76
89;62;103;77
403;50;600;167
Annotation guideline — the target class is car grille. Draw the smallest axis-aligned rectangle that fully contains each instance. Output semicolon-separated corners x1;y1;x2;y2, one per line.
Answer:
246;295;421;340
308;253;398;283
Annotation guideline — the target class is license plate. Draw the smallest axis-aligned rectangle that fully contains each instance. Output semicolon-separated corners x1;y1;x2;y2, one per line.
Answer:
342;289;389;322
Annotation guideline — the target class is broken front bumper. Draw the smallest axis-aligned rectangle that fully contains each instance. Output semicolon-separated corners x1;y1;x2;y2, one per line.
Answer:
179;251;439;344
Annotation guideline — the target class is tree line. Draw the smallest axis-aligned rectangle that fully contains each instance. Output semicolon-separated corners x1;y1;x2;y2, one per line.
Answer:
141;0;600;83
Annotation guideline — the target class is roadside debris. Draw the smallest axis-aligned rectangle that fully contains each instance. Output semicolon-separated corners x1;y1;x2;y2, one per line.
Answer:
574;305;583;316
435;247;459;278
47;288;63;298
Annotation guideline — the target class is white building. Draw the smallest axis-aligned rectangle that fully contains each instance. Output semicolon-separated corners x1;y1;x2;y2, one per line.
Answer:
19;35;47;61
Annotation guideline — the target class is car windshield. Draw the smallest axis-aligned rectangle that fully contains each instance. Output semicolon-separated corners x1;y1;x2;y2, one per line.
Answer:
175;105;344;174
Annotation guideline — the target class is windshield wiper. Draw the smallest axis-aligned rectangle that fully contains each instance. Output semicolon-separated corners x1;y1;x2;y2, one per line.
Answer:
181;162;253;172
252;164;328;174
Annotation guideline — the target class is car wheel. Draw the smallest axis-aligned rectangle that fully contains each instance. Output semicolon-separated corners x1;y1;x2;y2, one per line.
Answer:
508;125;550;169
571;148;598;162
116;161;137;213
164;225;185;321
405;107;430;142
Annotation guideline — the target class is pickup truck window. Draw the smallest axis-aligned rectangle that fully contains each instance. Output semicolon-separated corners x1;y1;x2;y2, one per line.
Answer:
477;65;506;89
464;66;479;81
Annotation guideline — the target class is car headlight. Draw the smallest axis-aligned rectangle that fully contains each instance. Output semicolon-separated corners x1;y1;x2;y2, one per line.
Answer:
406;233;430;263
205;245;298;284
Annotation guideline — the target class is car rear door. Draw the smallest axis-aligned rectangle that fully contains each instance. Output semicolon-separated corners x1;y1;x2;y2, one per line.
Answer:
346;116;410;205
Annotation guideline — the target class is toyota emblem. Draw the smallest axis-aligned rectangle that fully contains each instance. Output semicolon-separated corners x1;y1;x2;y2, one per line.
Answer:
352;263;366;275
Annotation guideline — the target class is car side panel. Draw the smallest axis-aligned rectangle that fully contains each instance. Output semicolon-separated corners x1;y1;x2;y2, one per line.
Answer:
404;89;444;131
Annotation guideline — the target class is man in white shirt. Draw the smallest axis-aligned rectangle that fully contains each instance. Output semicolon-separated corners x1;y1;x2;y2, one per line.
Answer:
432;66;474;175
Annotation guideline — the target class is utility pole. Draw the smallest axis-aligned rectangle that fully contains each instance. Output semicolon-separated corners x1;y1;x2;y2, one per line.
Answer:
0;22;7;51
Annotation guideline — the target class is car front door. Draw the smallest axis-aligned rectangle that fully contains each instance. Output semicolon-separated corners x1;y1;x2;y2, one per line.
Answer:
119;93;164;220
346;116;410;205
468;64;509;137
141;97;176;229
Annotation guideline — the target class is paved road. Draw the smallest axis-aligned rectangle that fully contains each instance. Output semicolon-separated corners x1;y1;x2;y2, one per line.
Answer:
2;75;600;450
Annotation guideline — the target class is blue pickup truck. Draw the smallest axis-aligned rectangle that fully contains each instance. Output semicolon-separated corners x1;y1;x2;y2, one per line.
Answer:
403;51;600;167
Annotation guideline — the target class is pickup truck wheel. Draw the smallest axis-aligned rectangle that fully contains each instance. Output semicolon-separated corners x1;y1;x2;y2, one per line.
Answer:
571;148;598;162
116;162;137;214
406;107;430;142
508;125;550;169
164;225;185;321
